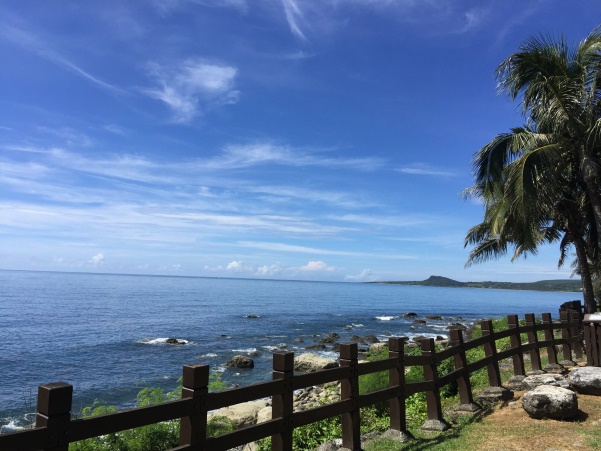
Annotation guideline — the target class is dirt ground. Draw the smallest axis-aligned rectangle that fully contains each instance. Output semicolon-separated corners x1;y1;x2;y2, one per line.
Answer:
458;391;601;451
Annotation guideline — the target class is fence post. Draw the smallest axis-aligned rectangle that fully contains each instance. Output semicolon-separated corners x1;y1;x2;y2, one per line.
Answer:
506;315;526;390
449;329;479;413
478;320;512;403
524;313;543;374
179;363;209;449
570;309;584;362
36;382;73;451
560;310;576;367
387;337;412;442
340;343;361;451
420;338;449;431
272;351;294;451
542;313;565;374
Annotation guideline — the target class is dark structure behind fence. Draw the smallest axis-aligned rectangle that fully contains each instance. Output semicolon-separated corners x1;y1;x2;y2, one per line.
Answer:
0;309;586;451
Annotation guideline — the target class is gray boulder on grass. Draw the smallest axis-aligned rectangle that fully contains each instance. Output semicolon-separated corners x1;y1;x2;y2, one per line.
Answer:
522;373;570;391
568;366;601;395
522;386;578;419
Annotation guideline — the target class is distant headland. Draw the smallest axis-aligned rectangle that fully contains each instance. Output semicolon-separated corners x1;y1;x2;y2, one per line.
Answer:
368;275;582;292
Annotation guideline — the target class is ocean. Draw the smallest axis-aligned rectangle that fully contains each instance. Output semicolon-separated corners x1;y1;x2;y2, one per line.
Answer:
0;269;581;432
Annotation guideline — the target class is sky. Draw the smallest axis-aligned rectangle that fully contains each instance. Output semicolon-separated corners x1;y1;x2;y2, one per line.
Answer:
1;0;600;283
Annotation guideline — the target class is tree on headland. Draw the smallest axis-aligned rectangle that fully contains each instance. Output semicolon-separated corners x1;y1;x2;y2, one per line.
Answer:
464;26;601;313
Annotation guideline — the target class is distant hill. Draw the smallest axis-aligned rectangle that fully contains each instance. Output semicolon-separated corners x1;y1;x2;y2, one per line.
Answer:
369;275;582;292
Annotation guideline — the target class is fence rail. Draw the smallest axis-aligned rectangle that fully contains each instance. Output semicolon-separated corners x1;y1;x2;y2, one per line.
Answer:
0;309;585;451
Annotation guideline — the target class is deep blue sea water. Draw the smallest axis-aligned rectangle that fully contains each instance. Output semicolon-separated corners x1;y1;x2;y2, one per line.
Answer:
0;270;581;432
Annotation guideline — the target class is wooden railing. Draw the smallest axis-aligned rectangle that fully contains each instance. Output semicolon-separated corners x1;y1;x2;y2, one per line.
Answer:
0;309;584;451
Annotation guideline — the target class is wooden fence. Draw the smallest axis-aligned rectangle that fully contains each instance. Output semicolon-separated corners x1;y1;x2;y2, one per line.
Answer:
0;310;584;451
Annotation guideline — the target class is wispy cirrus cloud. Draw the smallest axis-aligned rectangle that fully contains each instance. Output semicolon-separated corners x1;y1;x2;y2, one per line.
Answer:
1;23;122;93
237;241;416;259
397;163;458;177
143;58;239;122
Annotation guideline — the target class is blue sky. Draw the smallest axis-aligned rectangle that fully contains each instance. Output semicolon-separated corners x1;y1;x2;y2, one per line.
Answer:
1;1;599;283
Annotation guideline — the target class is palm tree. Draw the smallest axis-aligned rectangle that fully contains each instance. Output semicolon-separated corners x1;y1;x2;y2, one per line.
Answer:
465;27;601;313
495;28;601;237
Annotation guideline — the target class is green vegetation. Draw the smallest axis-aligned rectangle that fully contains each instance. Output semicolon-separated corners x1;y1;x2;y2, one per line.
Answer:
371;275;581;292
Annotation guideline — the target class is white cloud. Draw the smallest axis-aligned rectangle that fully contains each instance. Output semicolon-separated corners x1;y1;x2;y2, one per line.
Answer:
226;260;244;271
397;163;458;177
299;260;334;271
255;263;283;276
281;0;308;42
89;253;105;266
143;59;239;122
345;269;378;281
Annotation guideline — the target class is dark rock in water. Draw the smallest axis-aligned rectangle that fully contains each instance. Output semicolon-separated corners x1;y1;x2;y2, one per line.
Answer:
403;312;418;318
316;333;340;343
344;326;353;330
364;335;379;343
425;315;442;320
412;336;428;343
165;338;184;345
447;323;467;331
245;315;261;318
306;344;327;350
332;343;340;352
277;343;287;349
249;351;260;357
226;355;255;369
413;319;427;325
220;334;228;337
436;335;445;341
294;338;304;343
409;326;416;330
351;335;366;344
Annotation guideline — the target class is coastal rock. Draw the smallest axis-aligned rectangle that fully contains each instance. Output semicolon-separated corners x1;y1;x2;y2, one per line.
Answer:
165;338;185;345
568;367;601;395
245;315;261;319
305;344;327;350
369;343;388;354
425;315;442;320
351;335;365;344
316;333;340;344
522;386;578;419
522;374;570;391
225;355;255;369
294;353;339;372
403;312;418;318
364;335;380;343
211;400;269;428
447;323;467;331
294;338;304;343
413;319;427;325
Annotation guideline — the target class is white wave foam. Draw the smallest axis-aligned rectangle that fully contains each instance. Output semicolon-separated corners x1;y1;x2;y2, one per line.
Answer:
375;316;395;321
232;348;257;354
352;323;364;328
0;419;26;434
137;338;189;345
262;345;279;352
199;353;218;358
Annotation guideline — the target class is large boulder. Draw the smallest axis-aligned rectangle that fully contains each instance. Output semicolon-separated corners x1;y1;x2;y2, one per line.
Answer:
211;400;269;428
294;353;338;372
522;386;578;419
522;373;570;391
225;355;255;369
369;343;388;354
568;367;601;395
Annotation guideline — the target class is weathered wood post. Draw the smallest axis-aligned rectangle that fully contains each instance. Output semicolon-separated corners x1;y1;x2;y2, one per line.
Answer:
542;313;565;374
272;351;294;451
506;315;526;390
524;313;543;373
570;309;584;362
420;338;449;431
340;342;361;451
449;329;480;413
560;310;576;367
387;337;412;441
478;320;511;403
179;363;209;449
36;382;73;451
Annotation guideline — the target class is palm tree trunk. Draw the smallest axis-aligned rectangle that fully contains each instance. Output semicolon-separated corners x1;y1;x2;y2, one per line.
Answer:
580;151;601;237
572;231;597;313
